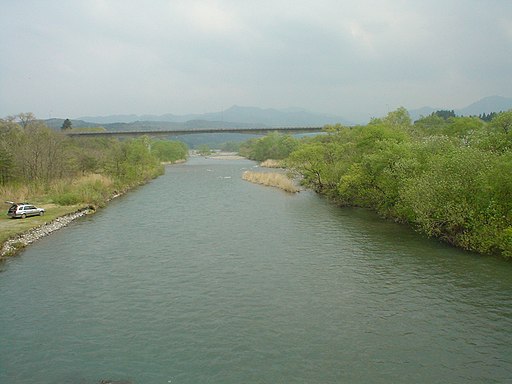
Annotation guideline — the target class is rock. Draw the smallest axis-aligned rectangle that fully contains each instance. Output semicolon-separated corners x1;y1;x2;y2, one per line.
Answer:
0;208;93;258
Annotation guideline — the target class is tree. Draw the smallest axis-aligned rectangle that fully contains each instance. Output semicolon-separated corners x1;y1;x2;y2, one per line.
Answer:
238;132;299;161
0;147;14;185
197;144;212;156
433;110;456;119
61;118;72;130
489;110;512;134
382;107;412;128
444;116;484;138
152;140;188;162
17;112;36;129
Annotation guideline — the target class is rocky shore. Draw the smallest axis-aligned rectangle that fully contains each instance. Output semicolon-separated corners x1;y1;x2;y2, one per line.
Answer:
0;207;95;259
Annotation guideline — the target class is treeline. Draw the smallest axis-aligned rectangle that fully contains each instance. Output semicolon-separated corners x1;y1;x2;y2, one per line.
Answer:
238;131;299;161
0;113;188;206
423;109;500;122
241;109;512;258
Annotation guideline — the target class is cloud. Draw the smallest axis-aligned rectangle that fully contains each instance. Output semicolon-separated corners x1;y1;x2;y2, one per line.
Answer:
1;0;511;121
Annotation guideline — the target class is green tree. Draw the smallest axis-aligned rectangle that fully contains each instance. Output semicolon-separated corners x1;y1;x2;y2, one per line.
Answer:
5;116;68;182
61;118;72;130
382;106;412;128
197;144;212;156
105;136;162;185
489;110;512;134
152;140;188;163
444;116;484;138
239;132;298;161
413;114;448;135
433;110;456;119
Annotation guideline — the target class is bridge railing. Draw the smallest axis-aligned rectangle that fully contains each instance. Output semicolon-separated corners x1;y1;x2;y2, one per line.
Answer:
64;126;326;137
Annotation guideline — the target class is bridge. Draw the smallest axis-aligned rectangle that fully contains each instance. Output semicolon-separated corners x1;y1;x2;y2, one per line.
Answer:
64;126;325;138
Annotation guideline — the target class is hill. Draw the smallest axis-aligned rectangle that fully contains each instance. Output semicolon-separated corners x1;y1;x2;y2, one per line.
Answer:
457;95;512;116
409;95;512;121
78;105;352;127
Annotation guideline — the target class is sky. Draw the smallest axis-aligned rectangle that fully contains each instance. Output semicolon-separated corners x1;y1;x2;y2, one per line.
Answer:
1;0;511;122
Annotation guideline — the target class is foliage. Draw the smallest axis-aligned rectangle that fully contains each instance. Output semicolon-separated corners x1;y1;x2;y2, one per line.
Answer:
489;110;512;134
286;108;512;258
0;114;187;208
220;141;241;152
196;144;212;156
151;140;188;163
433;110;456;119
239;132;299;161
479;112;498;122
104;136;163;186
61;118;72;130
0;147;14;185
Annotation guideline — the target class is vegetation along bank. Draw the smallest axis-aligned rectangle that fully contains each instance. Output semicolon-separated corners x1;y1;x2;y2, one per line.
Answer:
240;109;512;259
0;113;188;259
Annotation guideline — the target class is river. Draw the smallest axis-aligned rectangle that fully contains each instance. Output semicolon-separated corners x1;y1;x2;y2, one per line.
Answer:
1;156;511;383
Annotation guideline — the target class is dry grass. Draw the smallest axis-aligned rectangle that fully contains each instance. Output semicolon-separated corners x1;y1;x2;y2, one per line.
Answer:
0;184;47;205
242;171;299;193
0;173;115;248
260;159;284;168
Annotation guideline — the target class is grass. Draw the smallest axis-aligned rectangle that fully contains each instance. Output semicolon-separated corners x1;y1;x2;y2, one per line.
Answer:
260;159;284;168
0;204;82;246
0;173;116;253
242;171;300;193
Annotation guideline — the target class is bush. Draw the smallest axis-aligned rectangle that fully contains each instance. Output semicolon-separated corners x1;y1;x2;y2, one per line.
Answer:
52;192;80;206
286;108;512;257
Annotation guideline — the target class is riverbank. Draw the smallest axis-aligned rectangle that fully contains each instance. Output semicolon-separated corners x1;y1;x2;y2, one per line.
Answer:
0;154;277;259
0;173;166;261
0;170;171;260
0;207;94;258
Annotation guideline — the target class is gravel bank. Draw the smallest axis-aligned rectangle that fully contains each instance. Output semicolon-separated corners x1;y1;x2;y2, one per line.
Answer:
0;208;94;258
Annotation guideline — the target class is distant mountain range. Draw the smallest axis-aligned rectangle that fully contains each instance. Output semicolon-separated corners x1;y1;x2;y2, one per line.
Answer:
77;105;352;127
409;95;512;121
43;96;512;131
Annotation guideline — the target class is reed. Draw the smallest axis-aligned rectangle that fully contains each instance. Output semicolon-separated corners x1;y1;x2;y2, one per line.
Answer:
0;173;116;207
242;171;299;193
0;183;47;204
260;159;284;168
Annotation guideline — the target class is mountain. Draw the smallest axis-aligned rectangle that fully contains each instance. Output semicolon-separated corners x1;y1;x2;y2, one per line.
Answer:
67;96;512;128
100;119;262;132
44;118;101;130
78;105;351;127
409;95;512;121
456;95;512;116
76;114;147;124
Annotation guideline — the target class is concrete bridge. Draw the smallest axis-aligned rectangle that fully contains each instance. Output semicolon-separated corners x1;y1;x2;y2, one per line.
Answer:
64;126;325;138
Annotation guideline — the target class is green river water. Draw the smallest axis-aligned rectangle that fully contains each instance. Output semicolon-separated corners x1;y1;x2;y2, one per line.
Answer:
1;157;511;383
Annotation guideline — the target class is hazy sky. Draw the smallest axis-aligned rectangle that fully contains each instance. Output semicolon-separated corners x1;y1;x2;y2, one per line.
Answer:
1;0;511;122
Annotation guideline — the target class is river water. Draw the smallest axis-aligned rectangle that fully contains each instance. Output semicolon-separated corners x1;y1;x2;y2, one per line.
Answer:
1;157;512;383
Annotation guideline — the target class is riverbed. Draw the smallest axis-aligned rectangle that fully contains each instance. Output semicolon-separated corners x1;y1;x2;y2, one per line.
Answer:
1;157;511;383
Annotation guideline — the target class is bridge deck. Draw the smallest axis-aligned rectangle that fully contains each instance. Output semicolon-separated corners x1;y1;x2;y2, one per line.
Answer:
65;126;325;137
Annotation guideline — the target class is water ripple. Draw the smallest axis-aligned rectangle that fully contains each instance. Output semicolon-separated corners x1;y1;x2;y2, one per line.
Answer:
1;158;512;383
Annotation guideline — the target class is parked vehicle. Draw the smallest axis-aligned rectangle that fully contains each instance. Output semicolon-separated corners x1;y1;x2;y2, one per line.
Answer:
6;202;45;219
